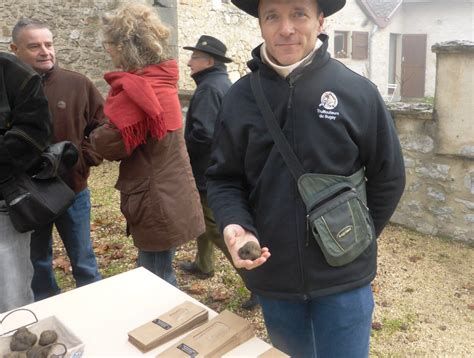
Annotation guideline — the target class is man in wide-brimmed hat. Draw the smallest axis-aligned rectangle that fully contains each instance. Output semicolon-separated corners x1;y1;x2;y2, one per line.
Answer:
179;35;262;309
206;0;406;357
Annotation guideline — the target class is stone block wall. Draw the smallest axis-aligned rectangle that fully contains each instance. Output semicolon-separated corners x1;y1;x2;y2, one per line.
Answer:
432;41;474;158
0;0;121;95
0;0;261;92
389;41;474;242
177;0;261;90
0;0;179;95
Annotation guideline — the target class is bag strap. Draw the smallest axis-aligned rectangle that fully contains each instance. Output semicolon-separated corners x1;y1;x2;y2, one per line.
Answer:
250;71;306;181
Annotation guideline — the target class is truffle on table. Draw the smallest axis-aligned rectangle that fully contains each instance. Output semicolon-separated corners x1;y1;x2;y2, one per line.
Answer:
10;327;37;352
38;330;58;346
26;345;50;358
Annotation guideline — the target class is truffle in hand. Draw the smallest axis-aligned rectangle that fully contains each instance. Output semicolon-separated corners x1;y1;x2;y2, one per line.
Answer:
238;241;261;260
10;327;37;352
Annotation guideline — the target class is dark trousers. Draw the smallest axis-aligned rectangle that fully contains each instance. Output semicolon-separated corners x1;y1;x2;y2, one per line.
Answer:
194;192;232;273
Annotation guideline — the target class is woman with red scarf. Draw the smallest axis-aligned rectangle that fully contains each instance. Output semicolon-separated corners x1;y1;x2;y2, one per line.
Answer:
91;3;204;286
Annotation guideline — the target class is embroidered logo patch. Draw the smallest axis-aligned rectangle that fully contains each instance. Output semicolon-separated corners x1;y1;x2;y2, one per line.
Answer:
320;91;338;110
317;91;340;121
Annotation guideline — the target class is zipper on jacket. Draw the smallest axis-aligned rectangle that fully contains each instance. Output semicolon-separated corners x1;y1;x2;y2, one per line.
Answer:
287;78;295;110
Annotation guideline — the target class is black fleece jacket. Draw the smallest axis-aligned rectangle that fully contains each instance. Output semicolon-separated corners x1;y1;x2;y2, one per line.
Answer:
206;35;405;299
184;64;232;192
0;52;51;196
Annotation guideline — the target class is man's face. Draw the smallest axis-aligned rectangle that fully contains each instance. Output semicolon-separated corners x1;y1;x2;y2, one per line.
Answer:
11;26;56;74
187;50;214;76
259;0;324;66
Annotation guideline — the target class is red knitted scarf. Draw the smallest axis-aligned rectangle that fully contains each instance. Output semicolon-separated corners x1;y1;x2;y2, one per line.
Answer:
104;60;182;154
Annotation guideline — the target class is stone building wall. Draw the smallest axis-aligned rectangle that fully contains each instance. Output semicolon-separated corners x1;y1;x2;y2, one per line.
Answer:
0;0;121;95
0;0;179;95
0;0;260;92
177;0;261;90
389;41;474;242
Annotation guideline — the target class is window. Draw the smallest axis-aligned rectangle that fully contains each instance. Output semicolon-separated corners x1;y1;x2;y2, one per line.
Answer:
334;31;348;58
334;30;369;60
352;31;369;60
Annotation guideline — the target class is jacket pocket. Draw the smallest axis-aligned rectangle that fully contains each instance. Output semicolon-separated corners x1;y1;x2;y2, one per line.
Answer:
116;177;153;227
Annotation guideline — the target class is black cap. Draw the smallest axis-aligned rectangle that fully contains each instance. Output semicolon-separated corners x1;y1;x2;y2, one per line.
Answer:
183;35;233;63
231;0;346;18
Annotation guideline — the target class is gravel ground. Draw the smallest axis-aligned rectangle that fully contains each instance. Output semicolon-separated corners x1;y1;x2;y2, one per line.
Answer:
52;161;473;357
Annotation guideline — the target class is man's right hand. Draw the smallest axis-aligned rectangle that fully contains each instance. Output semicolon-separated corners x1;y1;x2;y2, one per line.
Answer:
223;224;271;270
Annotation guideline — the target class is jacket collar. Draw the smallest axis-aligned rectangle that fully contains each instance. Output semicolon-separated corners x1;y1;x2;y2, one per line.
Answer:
248;33;330;79
41;65;59;83
191;63;228;85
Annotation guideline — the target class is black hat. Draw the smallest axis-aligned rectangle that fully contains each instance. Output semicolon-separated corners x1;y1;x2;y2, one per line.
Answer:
183;35;233;63
231;0;346;18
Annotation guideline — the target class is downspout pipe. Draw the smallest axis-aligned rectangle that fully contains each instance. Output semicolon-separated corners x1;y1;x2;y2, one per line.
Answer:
368;24;379;80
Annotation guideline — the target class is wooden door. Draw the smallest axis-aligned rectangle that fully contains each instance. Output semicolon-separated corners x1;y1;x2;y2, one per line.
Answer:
401;34;427;98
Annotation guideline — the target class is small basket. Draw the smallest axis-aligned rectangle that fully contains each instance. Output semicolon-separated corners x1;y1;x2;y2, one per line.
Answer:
0;309;84;358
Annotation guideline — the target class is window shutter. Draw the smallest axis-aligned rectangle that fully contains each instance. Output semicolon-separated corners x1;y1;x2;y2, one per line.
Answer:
352;31;369;60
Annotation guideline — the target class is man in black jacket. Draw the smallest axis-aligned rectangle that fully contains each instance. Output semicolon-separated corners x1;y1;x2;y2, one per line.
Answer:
206;0;406;357
180;36;258;309
0;52;51;312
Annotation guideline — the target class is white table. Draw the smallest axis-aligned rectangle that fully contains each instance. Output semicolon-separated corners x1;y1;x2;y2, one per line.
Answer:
0;267;271;357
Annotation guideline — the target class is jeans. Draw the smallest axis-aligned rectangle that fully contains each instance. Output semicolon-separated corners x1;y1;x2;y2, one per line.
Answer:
30;188;101;301
0;201;34;313
137;248;177;287
258;283;374;358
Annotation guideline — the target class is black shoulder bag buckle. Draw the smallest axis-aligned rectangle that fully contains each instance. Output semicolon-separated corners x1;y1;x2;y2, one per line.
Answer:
250;71;375;267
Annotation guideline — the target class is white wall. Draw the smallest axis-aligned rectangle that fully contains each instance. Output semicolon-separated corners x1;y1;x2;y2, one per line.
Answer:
325;0;372;78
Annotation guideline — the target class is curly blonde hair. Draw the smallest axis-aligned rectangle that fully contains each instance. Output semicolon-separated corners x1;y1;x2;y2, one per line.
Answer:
102;3;171;71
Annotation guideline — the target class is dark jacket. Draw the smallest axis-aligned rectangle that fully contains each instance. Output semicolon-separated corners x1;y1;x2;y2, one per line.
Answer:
184;64;232;191
206;35;406;300
42;66;104;193
0;52;52;199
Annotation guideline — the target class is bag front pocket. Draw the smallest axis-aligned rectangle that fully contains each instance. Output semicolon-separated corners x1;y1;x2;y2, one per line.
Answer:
306;184;375;267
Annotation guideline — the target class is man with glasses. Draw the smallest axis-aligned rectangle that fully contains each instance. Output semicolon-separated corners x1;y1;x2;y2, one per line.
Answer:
10;18;104;301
